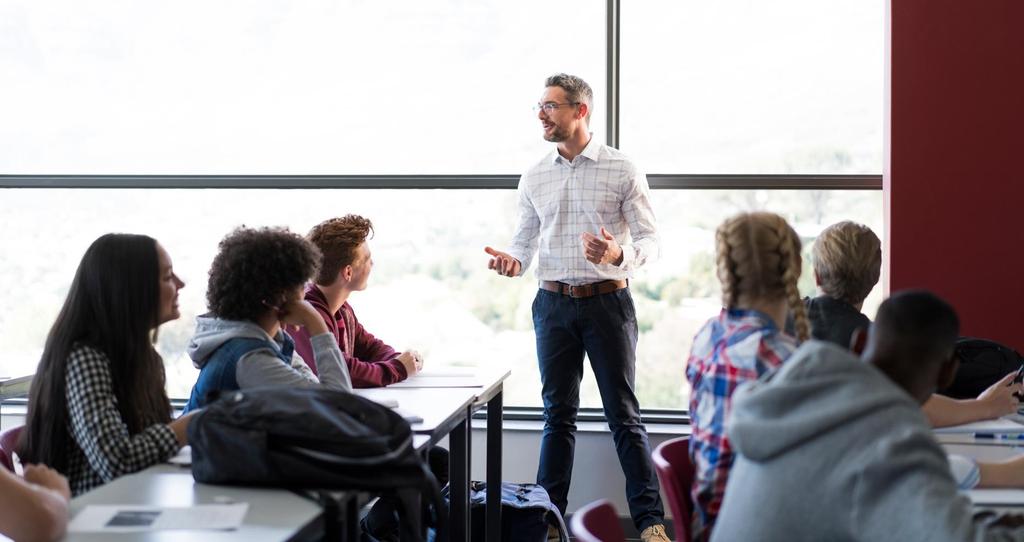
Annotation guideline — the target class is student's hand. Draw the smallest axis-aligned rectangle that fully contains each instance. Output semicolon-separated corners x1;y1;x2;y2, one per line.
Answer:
23;465;71;500
580;227;624;266
397;351;423;377
278;299;329;336
977;371;1023;419
484;247;521;277
169;410;200;446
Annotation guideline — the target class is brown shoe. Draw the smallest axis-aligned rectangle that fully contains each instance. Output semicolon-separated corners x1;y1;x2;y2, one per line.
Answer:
640;524;671;542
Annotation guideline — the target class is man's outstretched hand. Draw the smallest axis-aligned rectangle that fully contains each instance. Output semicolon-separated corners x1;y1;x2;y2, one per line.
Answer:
484;246;522;277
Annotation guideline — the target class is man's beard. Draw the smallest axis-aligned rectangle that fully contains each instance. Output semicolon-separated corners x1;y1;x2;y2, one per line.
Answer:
543;126;570;142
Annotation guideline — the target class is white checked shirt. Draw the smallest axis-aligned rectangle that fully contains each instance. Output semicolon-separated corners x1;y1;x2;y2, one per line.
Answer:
64;344;179;495
506;141;659;286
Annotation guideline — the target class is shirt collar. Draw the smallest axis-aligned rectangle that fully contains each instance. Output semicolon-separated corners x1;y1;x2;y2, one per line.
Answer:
724;307;780;331
551;134;601;165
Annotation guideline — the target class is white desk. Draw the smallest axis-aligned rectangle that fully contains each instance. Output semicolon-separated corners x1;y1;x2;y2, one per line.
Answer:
0;375;32;400
941;440;1024;515
0;375;32;430
64;372;511;542
65;464;325;541
357;368;511;542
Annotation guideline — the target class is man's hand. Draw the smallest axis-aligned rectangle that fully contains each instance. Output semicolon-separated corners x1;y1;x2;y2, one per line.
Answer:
581;227;623;266
23;465;71;500
397;351;423;376
484;246;522;277
977;371;1024;419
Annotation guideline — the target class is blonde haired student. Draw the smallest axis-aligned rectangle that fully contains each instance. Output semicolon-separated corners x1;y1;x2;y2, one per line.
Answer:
686;211;808;541
807;221;1021;428
806;220;880;346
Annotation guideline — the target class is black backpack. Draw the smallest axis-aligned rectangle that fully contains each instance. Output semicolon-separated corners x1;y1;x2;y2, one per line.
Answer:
941;337;1024;399
188;387;445;540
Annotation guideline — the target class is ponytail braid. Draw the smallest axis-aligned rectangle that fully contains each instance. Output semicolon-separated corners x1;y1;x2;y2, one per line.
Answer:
715;225;740;307
715;212;807;341
774;218;809;342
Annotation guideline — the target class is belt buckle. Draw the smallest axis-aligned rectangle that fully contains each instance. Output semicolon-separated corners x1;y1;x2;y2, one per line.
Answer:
568;284;587;298
567;285;581;298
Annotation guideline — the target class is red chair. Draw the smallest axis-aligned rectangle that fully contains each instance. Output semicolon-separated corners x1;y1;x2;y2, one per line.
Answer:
0;425;24;472
570;499;626;542
653;436;695;542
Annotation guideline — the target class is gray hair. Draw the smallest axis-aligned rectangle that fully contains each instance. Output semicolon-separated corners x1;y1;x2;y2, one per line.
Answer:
545;73;593;122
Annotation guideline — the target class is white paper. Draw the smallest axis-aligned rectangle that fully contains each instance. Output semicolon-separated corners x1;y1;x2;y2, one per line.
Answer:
933;417;1024;434
966;489;1024;506
69;503;249;533
352;389;399;408
167;446;192;466
387;376;485;388
411;368;477;377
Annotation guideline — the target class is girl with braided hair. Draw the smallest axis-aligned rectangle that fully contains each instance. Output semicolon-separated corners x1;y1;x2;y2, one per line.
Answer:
685;212;808;541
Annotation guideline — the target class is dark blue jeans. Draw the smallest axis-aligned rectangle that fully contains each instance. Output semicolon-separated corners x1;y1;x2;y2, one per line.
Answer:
532;287;664;531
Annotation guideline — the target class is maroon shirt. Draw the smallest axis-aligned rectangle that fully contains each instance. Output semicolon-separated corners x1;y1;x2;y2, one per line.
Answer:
290;284;407;388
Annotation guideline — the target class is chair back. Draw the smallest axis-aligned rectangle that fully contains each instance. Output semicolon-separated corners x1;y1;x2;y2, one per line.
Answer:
653;436;695;542
570;499;625;542
0;425;24;472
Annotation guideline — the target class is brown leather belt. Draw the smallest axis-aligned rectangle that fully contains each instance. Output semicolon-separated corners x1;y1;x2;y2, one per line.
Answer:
540;279;628;299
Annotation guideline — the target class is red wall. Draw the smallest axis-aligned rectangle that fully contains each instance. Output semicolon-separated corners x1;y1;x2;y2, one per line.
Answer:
888;0;1024;351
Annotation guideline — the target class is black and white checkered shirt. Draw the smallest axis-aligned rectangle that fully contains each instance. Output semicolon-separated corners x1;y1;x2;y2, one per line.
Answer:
63;344;179;496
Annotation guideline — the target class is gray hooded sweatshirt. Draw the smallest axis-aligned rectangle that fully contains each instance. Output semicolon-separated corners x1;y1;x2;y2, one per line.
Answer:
711;341;1023;542
188;316;352;392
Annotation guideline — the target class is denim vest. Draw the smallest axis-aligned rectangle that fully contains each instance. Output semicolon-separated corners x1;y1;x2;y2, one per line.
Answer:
183;334;294;413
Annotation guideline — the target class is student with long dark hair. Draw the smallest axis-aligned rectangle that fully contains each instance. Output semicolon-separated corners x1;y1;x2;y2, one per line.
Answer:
18;234;195;495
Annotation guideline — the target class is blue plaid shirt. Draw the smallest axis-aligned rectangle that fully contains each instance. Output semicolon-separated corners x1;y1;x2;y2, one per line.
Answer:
686;308;798;540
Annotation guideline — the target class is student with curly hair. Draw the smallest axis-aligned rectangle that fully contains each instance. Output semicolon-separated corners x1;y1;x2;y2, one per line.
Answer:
291;214;421;386
183;227;351;412
19;234;195;495
685;212;808;541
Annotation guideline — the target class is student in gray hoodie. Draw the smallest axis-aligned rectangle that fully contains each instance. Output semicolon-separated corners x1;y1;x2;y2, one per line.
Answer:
183;227;352;412
712;291;1024;542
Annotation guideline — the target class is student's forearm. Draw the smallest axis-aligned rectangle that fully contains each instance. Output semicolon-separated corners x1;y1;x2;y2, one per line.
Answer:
924;394;994;428
311;333;352;392
978;457;1024;488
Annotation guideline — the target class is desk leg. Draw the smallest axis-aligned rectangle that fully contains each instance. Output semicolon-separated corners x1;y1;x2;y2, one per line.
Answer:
486;389;503;542
450;414;470;542
345;494;360;542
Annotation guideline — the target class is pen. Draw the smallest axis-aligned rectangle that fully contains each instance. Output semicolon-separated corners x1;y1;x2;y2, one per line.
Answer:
974;433;1024;440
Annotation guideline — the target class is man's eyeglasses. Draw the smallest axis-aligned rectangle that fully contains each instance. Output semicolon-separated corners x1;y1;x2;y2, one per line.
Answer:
533;102;579;114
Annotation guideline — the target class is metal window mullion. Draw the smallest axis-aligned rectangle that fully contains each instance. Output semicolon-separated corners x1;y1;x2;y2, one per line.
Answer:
606;0;621;149
0;174;882;190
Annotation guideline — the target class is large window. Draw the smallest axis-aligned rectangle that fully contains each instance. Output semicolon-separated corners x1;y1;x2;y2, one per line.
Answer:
1;1;884;412
1;188;882;409
622;0;884;174
0;0;604;174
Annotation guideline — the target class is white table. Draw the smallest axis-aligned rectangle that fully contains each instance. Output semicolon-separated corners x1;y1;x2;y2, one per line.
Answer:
357;368;511;542
65;464;326;541
0;375;32;430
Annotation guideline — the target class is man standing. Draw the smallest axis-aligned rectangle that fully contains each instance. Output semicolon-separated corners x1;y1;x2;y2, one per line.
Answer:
484;73;666;541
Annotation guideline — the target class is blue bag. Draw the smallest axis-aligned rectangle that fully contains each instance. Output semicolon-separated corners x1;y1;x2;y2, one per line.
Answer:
441;481;569;542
